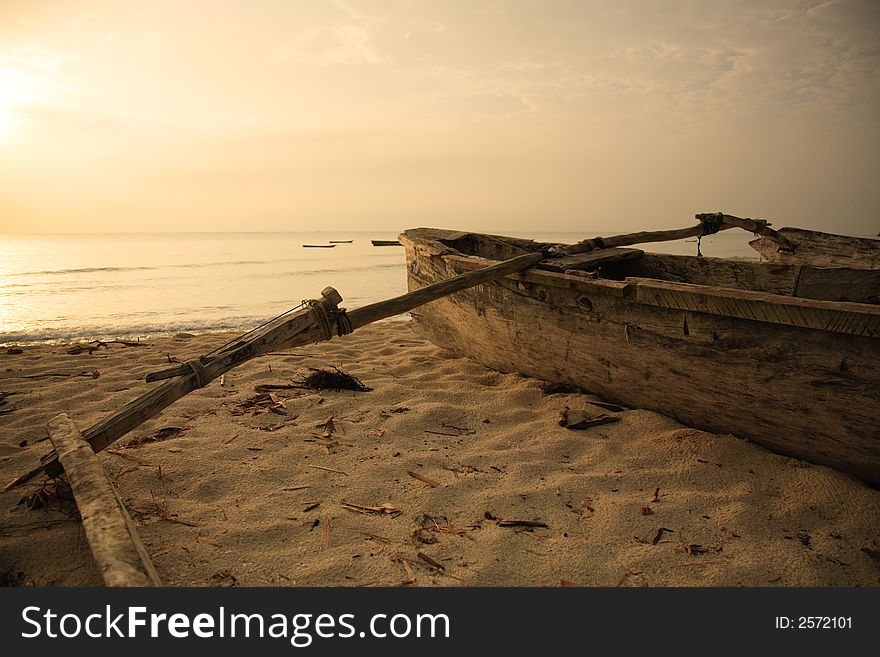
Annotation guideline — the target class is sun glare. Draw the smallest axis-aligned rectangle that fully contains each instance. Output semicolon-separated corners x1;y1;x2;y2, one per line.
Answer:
0;104;23;141
0;47;67;143
0;75;32;142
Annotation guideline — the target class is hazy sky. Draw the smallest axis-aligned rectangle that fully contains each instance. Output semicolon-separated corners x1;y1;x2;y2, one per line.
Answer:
0;0;878;234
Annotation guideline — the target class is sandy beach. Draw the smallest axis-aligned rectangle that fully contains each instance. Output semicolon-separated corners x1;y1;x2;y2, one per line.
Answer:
1;320;879;587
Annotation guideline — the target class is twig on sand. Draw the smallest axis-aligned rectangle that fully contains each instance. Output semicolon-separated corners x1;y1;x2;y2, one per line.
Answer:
652;527;675;545
407;471;440;487
416;551;445;571
1;370;100;380
497;519;549;528
399;559;416;584
342;502;401;517
308;464;349;476
408;554;464;582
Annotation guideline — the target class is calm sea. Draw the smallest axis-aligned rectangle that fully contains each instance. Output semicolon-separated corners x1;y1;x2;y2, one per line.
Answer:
0;229;757;345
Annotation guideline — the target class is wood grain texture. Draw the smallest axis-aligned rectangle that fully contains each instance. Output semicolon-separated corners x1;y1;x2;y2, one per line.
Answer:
402;228;880;486
536;248;644;272
750;227;880;269
794;266;880;305
626;277;880;337
618;254;880;305
346;251;545;330
48;413;162;587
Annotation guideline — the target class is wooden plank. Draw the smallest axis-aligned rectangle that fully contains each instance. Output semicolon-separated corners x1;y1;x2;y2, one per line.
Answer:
437;232;539;260
625;254;880;305
750;227;880;269
536;247;643;272
47;413;161;587
620;254;800;296
626;277;880;337
795;266;880;304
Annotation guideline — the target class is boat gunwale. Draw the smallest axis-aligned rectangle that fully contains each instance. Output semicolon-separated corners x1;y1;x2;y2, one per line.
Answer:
399;228;880;335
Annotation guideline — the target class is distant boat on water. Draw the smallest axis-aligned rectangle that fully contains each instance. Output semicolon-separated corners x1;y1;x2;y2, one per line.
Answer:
303;244;336;248
371;240;402;246
329;240;353;243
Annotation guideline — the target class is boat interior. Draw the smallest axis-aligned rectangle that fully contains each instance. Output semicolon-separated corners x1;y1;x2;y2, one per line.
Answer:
416;229;880;306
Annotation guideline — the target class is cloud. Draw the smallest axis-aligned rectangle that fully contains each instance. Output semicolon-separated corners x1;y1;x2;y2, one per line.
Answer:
0;0;877;233
275;1;386;67
327;23;383;64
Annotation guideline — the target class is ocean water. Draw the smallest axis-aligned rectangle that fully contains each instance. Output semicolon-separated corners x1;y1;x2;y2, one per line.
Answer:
0;228;757;345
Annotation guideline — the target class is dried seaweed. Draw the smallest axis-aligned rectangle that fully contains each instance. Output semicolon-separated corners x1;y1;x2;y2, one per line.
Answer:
18;478;75;511
296;367;372;392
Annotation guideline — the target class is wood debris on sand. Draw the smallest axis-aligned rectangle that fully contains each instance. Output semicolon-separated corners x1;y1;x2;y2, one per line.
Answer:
46;413;161;586
341;502;402;517
231;392;289;416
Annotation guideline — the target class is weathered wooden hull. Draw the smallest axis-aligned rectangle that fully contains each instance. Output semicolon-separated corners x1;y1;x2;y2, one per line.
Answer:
750;227;880;270
400;228;880;486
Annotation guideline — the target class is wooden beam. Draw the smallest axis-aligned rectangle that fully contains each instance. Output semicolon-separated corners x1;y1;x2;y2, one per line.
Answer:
535;247;644;273
562;212;794;256
4;292;334;487
627;277;880;337
749;227;880;269
47;413;162;587
345;251;546;330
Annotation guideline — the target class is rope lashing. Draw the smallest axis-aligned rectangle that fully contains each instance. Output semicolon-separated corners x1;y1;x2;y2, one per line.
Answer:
698;212;725;236
334;309;353;336
307;299;352;339
308;299;334;341
185;359;210;388
696;212;725;256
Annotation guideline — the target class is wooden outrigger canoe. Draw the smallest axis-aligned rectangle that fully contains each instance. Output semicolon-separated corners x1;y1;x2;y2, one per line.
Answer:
8;213;877;496
400;224;880;486
15;211;875;583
